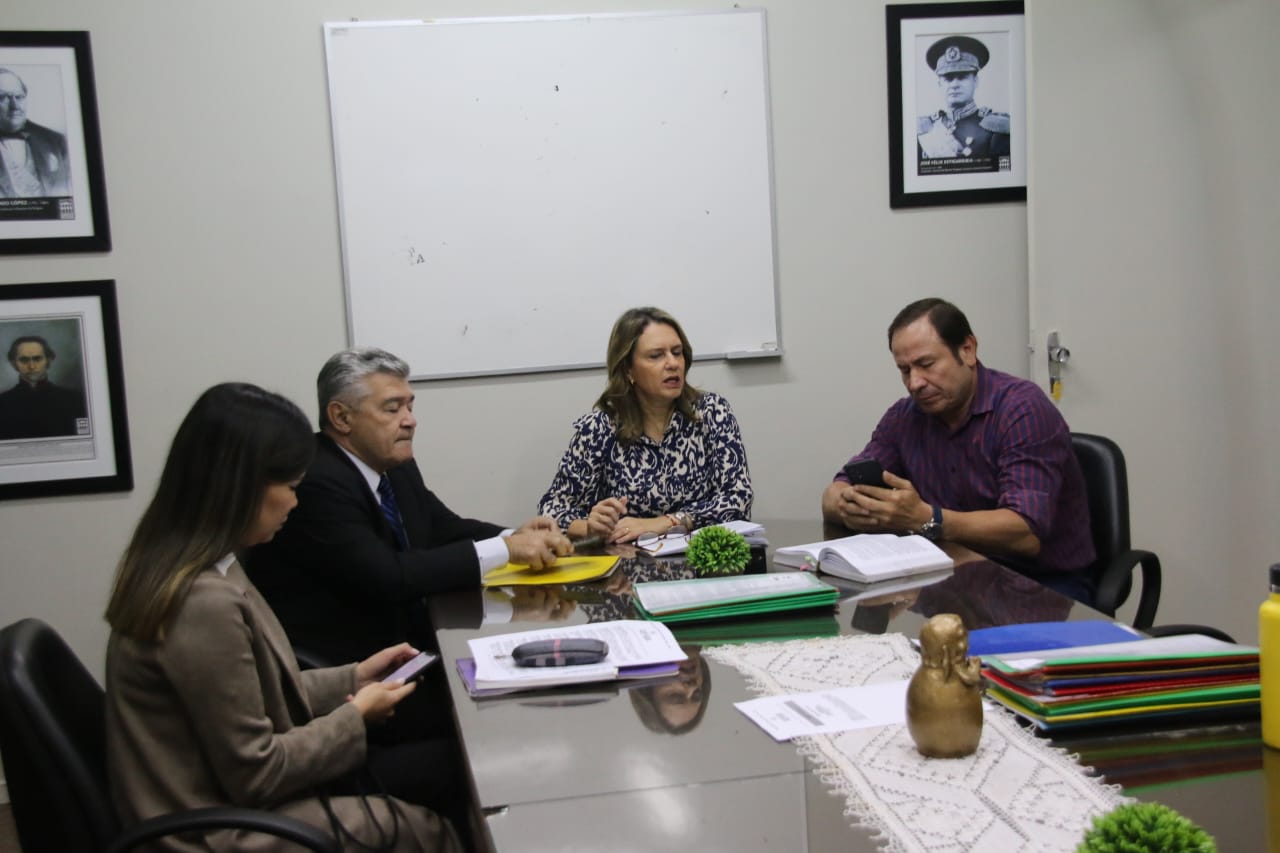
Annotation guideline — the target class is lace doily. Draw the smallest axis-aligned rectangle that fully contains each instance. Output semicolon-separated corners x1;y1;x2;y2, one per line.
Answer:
705;633;1128;853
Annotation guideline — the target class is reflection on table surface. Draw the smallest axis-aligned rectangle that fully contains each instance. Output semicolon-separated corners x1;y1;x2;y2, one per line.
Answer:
430;519;1264;852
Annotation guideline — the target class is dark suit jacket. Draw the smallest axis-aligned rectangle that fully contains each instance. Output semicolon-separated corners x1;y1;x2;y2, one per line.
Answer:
0;121;71;198
246;433;500;664
0;379;87;439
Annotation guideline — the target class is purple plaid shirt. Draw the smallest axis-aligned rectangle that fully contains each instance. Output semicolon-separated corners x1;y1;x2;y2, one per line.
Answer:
837;364;1095;574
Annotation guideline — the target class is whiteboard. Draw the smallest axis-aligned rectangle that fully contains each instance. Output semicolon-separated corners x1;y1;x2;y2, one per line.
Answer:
323;10;780;380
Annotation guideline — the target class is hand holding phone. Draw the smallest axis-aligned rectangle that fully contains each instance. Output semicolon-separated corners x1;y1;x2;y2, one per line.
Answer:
842;458;886;488
381;651;438;684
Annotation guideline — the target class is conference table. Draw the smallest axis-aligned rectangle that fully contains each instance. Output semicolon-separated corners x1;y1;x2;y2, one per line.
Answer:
429;520;1268;852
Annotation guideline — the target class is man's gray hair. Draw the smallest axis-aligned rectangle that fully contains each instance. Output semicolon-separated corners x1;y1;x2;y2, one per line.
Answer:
316;347;410;430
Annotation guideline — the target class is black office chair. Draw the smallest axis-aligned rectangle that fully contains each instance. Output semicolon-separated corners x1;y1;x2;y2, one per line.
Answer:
1071;432;1162;629
0;618;339;853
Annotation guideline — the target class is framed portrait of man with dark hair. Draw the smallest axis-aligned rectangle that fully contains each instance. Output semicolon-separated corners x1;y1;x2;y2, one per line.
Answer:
886;2;1026;209
0;280;131;499
0;31;111;253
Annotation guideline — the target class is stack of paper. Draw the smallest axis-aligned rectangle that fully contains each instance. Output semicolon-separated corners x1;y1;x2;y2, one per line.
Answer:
773;533;953;583
458;620;687;698
632;572;838;624
981;633;1260;732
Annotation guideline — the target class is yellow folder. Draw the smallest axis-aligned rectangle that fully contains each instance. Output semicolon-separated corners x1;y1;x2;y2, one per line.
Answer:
481;555;619;587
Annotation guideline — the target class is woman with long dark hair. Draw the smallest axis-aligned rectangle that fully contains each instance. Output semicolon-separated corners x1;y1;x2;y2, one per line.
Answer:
104;383;458;852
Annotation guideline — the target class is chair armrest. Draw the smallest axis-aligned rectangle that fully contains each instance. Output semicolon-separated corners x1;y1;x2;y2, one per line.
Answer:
1093;548;1162;630
107;806;339;853
1146;624;1237;644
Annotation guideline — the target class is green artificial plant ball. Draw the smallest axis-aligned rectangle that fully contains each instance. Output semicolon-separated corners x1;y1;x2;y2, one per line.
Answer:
684;525;752;575
1077;802;1215;853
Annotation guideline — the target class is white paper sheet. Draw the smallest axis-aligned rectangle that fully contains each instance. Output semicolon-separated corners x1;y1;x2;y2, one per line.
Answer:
734;680;912;741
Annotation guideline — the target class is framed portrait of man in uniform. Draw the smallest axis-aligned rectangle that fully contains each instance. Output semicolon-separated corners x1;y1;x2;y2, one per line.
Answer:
886;2;1026;209
0;280;131;500
0;31;111;253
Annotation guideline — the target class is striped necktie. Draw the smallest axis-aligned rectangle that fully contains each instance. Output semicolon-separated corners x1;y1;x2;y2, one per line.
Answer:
376;474;408;550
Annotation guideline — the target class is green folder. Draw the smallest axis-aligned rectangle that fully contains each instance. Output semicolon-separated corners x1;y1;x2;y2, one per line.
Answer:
633;572;839;625
671;612;841;645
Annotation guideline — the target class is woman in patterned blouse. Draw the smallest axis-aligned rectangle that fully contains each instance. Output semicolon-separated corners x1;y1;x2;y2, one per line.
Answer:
537;307;753;543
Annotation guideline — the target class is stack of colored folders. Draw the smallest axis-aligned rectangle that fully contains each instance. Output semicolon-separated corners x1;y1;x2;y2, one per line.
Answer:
980;633;1260;732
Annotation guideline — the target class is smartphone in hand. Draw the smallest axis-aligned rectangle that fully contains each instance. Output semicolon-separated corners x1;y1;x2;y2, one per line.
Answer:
381;651;438;684
842;458;886;488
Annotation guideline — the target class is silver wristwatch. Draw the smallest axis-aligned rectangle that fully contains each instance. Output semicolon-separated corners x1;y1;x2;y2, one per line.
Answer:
917;505;943;541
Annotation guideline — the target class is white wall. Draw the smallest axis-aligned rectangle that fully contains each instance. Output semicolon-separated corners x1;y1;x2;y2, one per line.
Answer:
0;0;1027;679
1026;0;1280;643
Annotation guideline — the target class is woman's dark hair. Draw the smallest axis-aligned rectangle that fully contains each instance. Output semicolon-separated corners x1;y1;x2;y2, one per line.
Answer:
595;307;702;443
105;383;314;642
886;298;974;360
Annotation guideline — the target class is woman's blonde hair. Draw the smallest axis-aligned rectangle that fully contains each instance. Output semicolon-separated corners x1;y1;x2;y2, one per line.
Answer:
594;307;702;443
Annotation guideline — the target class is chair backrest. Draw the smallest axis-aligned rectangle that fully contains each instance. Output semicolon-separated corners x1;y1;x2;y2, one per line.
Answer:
0;618;120;852
1070;432;1132;575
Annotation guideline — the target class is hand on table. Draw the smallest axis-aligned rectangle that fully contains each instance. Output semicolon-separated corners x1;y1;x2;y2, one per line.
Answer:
585;497;628;537
505;526;573;568
607;515;672;544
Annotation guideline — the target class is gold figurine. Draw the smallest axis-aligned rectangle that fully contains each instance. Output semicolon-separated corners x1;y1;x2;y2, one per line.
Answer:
906;613;984;758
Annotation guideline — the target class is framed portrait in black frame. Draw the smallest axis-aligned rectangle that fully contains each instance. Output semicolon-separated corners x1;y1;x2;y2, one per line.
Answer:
0;31;111;253
886;2;1026;209
0;280;132;500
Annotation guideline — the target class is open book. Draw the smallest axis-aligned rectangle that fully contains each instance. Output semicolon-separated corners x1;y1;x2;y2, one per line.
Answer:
774;533;953;583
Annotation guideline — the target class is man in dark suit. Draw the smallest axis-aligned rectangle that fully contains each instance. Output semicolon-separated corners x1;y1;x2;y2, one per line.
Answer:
916;35;1011;167
247;346;571;666
0;68;72;198
0;335;88;440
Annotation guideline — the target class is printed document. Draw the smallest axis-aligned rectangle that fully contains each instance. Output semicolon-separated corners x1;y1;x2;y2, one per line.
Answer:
735;680;912;741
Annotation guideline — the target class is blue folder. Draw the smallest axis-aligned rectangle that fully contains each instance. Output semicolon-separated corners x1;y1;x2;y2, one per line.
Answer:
967;620;1141;658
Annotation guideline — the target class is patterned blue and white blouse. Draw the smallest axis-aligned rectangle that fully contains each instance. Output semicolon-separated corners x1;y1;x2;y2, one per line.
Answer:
537;391;753;529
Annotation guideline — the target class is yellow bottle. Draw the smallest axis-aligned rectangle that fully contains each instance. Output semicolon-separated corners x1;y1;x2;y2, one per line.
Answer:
1262;563;1280;750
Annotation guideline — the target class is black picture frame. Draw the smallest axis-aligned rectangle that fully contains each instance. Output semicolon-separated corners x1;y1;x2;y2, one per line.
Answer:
886;2;1026;209
0;31;111;254
0;280;132;499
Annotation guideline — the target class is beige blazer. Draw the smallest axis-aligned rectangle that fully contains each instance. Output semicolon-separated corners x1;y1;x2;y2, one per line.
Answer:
105;560;456;852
